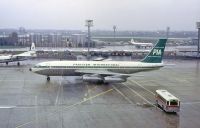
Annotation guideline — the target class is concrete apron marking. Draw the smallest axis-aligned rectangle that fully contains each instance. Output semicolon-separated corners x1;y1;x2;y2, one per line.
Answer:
84;85;97;102
15;88;113;128
112;84;134;105
129;80;155;96
55;76;63;105
182;101;200;105
122;83;162;111
0;106;16;109
85;84;93;104
0;80;35;82
55;84;61;105
122;83;153;105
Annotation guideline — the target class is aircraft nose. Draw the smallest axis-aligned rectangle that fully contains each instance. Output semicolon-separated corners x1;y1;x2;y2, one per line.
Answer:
33;53;37;57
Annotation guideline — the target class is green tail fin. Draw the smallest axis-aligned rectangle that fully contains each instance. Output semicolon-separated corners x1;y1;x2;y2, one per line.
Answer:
141;39;167;63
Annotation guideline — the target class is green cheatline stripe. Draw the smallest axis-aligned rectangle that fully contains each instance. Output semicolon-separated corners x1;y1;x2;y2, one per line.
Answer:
147;56;162;58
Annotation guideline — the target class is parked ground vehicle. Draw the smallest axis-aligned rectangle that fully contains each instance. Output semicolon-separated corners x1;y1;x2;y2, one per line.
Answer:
155;90;180;113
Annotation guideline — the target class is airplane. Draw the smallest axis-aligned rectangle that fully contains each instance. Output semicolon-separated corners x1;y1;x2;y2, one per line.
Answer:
130;38;153;49
30;39;167;83
0;43;37;66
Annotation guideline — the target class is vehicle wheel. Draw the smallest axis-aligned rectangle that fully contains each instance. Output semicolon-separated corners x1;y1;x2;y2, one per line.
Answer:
156;100;158;106
17;62;20;66
162;105;165;112
6;62;8;65
97;80;104;84
47;76;50;81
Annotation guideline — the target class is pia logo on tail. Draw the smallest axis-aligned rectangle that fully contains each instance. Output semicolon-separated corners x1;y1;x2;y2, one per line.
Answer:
152;49;162;56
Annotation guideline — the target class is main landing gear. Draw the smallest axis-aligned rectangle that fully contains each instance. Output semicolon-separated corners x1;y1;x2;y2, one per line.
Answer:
47;76;50;81
5;62;20;66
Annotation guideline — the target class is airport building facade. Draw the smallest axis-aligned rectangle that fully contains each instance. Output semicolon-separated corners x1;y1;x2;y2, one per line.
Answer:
0;28;197;47
0;32;91;48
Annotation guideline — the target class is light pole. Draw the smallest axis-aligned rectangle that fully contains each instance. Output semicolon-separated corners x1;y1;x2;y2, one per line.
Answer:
113;25;116;40
196;22;200;57
85;20;93;60
166;26;170;39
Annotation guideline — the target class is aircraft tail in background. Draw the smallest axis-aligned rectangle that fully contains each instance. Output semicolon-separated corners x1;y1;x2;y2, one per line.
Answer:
30;43;36;51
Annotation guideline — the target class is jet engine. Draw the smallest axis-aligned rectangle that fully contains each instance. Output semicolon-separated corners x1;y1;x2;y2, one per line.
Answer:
104;76;126;83
82;74;126;84
82;74;103;83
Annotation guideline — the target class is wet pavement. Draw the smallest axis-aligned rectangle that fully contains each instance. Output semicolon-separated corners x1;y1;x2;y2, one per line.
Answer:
0;59;200;128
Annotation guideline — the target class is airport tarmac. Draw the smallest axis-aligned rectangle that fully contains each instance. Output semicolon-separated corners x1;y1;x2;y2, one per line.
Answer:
0;59;200;128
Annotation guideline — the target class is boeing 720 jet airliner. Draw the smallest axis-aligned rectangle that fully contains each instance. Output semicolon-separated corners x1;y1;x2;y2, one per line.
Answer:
30;39;167;83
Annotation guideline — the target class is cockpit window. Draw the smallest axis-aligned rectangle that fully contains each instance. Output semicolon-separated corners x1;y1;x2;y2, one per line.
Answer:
34;65;40;68
34;64;50;68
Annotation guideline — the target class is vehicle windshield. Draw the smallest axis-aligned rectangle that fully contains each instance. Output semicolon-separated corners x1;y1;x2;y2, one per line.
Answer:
34;64;41;68
170;100;178;105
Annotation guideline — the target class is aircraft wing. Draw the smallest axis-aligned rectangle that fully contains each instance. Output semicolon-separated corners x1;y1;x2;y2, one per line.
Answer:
92;57;112;61
75;69;136;83
11;51;37;61
13;51;36;57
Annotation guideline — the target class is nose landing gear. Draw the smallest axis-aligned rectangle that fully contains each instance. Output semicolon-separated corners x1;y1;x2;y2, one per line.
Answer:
47;76;50;81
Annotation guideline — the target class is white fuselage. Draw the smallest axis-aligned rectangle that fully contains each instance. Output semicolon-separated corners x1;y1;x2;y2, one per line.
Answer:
31;60;163;76
0;51;36;63
130;39;153;47
132;42;153;47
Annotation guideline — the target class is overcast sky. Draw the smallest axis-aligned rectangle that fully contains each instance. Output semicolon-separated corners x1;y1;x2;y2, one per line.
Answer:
0;0;200;30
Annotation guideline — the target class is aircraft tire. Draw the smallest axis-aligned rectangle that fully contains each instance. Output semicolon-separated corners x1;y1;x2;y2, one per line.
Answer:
47;76;50;81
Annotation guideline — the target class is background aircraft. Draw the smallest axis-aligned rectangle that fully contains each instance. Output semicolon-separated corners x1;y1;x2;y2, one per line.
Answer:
130;38;153;49
0;43;37;66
